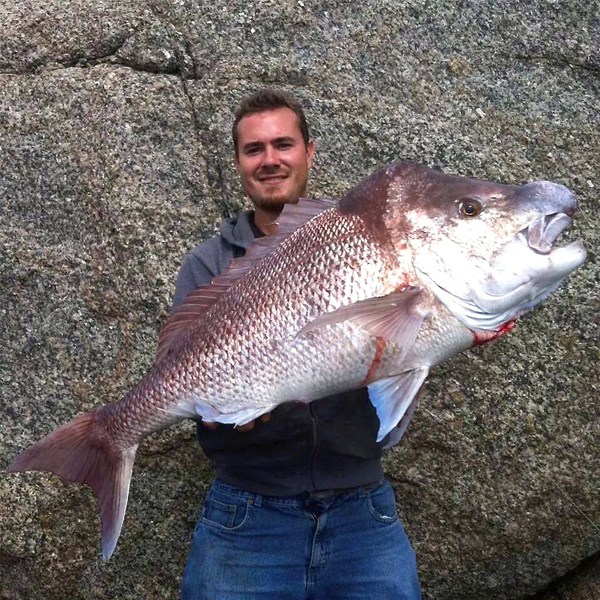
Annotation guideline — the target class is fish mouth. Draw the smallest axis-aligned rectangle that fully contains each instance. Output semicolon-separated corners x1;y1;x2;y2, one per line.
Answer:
525;212;573;255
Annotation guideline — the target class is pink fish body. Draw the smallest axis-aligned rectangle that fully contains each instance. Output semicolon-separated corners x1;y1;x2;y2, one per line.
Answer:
8;163;586;559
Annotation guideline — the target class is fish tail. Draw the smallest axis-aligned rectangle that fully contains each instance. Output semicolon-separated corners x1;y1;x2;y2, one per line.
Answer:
7;409;137;560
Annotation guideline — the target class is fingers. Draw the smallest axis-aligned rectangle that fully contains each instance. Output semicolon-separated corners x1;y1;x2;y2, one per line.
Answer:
235;412;272;432
237;413;271;431
236;421;255;432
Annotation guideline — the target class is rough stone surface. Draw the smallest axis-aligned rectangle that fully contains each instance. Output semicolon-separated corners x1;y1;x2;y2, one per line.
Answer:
0;1;598;599
534;554;600;600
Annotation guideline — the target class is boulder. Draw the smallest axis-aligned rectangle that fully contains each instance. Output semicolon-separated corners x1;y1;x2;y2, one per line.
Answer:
1;1;598;598
534;554;600;600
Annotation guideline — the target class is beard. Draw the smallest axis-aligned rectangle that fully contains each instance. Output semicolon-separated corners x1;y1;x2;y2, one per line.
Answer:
252;193;297;211
247;175;302;212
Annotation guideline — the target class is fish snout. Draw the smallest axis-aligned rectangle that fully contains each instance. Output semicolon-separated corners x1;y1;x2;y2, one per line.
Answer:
517;181;580;256
520;181;578;218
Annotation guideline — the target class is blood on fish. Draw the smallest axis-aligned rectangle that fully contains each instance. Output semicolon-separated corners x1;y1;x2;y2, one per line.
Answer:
470;320;517;346
394;278;411;291
362;337;387;385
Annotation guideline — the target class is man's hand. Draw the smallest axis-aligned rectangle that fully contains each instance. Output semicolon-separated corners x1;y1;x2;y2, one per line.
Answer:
201;412;272;432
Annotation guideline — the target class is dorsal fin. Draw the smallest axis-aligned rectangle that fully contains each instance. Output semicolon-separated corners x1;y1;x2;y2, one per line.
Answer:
155;196;337;364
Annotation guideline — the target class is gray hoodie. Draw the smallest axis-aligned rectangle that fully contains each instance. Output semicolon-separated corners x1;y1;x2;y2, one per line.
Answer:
172;210;260;309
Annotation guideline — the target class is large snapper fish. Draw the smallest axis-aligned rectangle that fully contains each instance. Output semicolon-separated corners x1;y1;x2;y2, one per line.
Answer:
8;162;586;559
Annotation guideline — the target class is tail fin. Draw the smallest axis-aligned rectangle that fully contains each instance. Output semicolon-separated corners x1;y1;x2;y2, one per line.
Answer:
7;410;137;560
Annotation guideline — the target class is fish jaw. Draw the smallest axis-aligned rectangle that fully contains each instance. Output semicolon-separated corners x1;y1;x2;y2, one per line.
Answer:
414;222;586;332
474;232;586;317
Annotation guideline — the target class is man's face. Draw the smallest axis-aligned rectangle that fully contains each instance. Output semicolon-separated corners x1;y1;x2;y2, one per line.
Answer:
234;107;315;211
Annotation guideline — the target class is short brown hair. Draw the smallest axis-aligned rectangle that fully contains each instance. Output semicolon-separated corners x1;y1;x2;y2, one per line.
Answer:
232;89;310;154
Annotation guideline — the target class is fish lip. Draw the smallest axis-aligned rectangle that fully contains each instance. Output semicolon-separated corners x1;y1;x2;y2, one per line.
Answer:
525;212;572;255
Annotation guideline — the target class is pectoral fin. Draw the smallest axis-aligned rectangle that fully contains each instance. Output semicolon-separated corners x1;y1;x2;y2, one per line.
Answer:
299;287;429;360
367;367;429;443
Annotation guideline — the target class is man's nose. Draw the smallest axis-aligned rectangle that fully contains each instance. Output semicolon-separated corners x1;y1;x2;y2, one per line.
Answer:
262;146;280;167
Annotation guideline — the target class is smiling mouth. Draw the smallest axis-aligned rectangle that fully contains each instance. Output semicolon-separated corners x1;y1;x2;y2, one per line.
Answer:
259;175;287;183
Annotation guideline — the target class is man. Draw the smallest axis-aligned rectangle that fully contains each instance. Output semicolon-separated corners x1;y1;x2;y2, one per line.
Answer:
175;89;421;599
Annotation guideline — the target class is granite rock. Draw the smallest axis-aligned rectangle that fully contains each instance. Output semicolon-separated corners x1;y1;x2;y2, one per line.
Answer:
0;1;598;599
534;554;600;600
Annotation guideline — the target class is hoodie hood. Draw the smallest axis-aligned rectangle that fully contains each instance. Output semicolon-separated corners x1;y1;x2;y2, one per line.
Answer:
218;210;263;249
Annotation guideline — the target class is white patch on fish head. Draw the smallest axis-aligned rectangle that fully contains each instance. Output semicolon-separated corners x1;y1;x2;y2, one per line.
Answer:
385;167;586;330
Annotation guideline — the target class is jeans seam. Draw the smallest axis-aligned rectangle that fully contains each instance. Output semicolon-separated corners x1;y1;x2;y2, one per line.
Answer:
365;490;399;524
201;499;253;532
211;487;254;502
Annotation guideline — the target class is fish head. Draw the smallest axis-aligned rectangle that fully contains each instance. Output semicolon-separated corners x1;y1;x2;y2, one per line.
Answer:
381;163;587;330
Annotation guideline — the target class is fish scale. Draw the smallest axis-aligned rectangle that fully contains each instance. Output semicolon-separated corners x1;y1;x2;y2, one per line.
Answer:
7;162;586;560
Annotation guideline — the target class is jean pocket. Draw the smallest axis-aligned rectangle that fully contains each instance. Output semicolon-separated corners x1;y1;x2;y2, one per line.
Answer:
365;482;399;524
201;494;250;531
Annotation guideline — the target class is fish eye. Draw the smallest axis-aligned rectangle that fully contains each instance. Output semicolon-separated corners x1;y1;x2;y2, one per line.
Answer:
458;198;484;217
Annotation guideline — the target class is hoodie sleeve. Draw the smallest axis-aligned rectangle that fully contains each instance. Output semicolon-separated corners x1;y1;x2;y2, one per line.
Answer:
171;231;236;310
171;253;214;310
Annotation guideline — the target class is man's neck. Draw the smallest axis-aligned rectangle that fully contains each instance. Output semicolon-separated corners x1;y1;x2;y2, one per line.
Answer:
253;207;284;236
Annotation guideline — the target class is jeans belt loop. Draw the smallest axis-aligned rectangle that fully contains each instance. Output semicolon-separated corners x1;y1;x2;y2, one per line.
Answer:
252;493;263;508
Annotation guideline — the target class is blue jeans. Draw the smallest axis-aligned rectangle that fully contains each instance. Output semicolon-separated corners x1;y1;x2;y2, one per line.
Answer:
181;479;421;599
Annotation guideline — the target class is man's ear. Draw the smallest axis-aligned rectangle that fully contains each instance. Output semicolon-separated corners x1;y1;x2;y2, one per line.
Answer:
306;140;315;169
234;152;240;171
